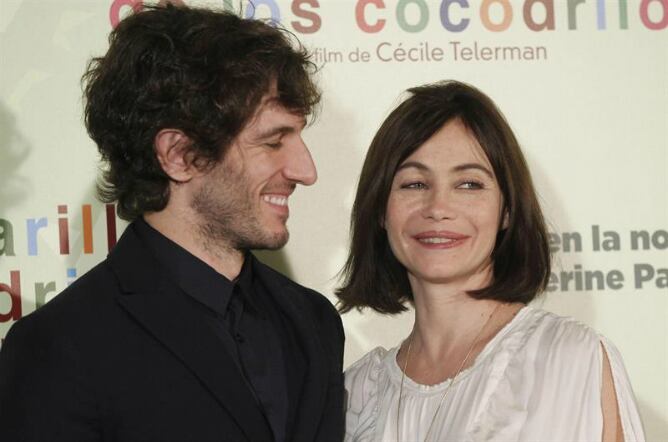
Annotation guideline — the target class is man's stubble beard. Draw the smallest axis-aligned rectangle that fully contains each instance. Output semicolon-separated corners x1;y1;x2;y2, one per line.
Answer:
190;164;289;255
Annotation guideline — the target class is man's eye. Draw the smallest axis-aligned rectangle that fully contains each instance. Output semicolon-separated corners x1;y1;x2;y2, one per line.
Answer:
401;182;427;190
265;141;282;149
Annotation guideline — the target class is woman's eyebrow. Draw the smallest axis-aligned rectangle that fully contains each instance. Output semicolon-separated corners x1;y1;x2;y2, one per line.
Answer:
396;161;429;172
396;161;493;178
452;163;494;178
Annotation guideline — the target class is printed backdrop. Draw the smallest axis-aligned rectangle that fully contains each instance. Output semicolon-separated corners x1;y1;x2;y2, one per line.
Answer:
1;0;666;438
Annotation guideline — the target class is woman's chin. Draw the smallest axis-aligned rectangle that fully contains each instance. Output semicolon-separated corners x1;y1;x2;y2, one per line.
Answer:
408;267;493;291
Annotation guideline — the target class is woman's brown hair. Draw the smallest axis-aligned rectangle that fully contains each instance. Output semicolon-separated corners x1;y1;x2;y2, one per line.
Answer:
336;80;550;314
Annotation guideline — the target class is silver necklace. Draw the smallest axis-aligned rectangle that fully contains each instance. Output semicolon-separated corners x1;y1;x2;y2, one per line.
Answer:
396;303;501;442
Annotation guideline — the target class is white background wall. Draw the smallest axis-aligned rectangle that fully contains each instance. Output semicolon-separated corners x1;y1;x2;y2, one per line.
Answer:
1;0;666;438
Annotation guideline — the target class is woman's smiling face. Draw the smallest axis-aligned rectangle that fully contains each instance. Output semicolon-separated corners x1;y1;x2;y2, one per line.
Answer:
384;118;507;290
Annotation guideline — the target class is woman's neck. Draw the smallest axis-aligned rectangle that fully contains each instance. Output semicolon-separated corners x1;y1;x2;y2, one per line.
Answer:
401;275;524;383
411;292;501;364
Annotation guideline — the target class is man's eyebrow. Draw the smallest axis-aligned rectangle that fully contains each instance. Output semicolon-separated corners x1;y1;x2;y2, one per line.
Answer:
256;125;299;139
253;108;307;139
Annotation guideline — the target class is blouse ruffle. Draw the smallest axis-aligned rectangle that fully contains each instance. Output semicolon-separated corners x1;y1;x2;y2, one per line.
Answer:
344;307;645;442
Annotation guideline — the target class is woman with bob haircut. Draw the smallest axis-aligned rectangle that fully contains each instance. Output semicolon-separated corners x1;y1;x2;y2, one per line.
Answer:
337;81;644;441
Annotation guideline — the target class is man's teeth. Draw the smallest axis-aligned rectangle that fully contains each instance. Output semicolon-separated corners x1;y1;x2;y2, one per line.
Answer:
263;195;288;206
418;237;455;244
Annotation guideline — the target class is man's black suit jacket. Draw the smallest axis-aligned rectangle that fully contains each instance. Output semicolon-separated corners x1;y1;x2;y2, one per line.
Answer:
0;223;345;441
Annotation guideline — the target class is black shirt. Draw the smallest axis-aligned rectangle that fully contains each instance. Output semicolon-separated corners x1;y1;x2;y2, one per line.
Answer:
135;219;304;442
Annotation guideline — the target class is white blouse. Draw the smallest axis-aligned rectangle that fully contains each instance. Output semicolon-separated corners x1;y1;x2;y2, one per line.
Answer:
344;306;645;442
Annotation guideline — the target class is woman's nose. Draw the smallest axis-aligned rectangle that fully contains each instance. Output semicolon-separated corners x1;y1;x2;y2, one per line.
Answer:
422;190;455;221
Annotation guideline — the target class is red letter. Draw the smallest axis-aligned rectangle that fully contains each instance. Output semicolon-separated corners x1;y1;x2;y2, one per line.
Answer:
58;205;69;255
356;0;386;33
0;271;22;322
109;0;143;29
292;0;321;33
640;0;668;30
523;0;555;31
106;204;118;251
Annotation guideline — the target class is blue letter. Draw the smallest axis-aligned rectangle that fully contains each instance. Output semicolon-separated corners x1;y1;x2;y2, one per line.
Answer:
245;0;281;25
441;0;470;32
27;217;47;256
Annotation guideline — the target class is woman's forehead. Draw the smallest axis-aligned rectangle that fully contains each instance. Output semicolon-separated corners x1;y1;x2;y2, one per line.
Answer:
399;120;493;171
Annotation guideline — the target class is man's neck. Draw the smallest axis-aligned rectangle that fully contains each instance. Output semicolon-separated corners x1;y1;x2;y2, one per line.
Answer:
143;210;244;280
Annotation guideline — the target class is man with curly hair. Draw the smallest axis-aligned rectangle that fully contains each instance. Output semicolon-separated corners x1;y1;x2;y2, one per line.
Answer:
0;5;344;442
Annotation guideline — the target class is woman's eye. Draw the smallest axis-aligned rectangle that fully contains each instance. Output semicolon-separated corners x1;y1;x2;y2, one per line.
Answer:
401;182;427;190
457;181;483;190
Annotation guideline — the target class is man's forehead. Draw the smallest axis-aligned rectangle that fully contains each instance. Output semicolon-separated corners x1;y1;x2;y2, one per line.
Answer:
251;96;307;127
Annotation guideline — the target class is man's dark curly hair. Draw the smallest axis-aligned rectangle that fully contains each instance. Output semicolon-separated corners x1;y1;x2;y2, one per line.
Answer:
83;4;321;221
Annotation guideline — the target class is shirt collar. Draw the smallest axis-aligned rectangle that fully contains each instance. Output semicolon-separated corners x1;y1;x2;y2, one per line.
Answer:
135;217;250;316
236;254;263;315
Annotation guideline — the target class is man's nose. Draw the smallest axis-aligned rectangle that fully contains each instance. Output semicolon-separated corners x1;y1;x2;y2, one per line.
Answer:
283;138;317;186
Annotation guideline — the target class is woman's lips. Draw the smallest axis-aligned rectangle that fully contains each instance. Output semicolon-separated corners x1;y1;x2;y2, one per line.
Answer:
413;231;470;249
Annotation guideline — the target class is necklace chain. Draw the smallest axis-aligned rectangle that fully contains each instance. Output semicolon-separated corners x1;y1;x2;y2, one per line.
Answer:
396;303;501;442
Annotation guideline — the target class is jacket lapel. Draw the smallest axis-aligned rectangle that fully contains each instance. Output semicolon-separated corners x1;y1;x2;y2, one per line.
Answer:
107;225;273;442
253;258;328;442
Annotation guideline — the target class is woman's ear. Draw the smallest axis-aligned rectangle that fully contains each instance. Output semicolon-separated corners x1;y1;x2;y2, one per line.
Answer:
501;209;510;230
154;129;195;182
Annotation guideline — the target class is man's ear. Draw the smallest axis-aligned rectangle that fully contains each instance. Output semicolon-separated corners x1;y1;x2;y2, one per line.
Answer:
154;129;195;182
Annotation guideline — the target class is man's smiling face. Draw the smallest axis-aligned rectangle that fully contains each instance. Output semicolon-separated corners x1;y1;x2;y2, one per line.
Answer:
190;95;317;252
